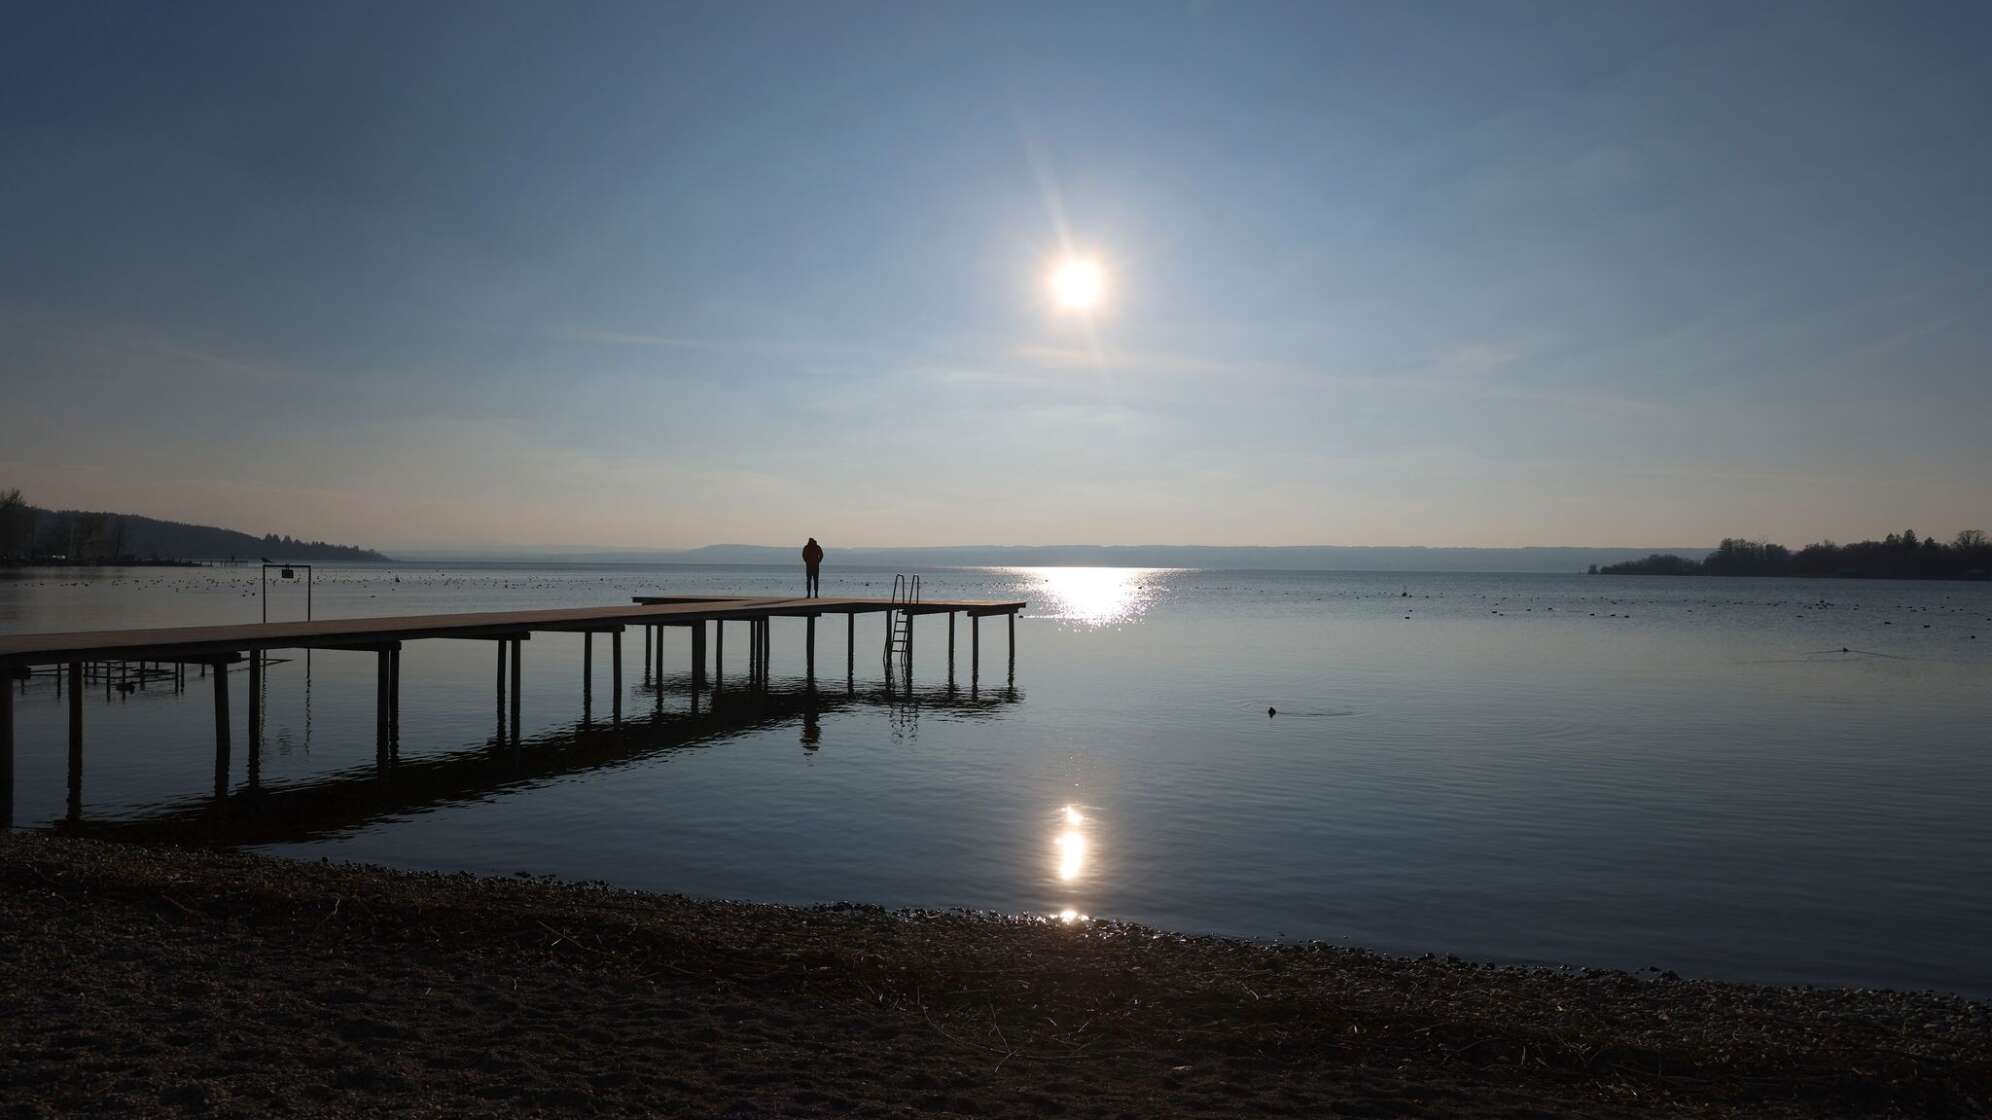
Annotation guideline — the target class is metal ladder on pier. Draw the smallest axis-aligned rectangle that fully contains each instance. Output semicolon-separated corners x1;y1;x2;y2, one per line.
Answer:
883;574;919;676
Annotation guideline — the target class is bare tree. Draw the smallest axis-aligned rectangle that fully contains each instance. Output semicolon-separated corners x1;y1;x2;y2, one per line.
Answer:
0;488;34;562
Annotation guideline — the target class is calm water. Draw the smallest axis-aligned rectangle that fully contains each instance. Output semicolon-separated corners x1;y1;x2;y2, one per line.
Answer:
5;564;1991;996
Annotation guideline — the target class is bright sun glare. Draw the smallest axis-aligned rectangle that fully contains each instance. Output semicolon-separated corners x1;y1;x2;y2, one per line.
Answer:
1050;256;1105;310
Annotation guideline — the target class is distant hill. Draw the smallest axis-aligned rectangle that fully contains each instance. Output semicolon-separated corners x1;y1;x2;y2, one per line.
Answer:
4;503;388;564
422;543;1710;573
1595;532;1991;580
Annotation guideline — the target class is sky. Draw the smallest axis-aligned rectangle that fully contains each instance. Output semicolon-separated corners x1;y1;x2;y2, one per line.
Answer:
2;1;1987;551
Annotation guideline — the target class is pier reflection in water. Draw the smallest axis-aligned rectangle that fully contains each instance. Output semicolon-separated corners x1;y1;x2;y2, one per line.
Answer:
53;674;1021;849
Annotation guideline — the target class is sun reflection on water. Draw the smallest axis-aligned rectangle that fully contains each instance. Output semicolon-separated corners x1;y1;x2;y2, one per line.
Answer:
1013;567;1164;627
1051;803;1096;923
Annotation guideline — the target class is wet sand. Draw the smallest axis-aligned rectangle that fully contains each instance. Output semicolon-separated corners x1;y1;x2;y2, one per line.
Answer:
2;834;1986;1118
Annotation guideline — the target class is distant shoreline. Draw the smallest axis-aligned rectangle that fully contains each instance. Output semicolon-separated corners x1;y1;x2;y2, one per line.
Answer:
0;557;207;569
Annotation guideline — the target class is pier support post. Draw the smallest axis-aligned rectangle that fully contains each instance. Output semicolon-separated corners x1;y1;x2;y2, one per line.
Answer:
248;670;262;790
248;650;263;753
806;615;816;683
971;615;980;685
611;629;623;725
509;637;523;745
948;612;956;683
0;664;12;832
390;645;401;747
376;648;392;760
67;661;83;822
212;656;232;800
749;620;760;685
643;625;651;683
1008;613;1016;682
716;621;726;686
497;640;507;715
583;632;593;723
692;622;706;690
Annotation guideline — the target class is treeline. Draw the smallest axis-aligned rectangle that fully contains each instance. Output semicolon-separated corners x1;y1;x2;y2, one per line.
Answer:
0;489;389;564
1594;531;1992;580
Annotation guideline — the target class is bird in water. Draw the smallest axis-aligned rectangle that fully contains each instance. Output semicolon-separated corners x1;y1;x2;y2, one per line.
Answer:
1267;707;1277;717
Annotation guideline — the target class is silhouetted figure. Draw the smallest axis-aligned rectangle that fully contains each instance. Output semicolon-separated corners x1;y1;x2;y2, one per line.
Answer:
802;537;824;598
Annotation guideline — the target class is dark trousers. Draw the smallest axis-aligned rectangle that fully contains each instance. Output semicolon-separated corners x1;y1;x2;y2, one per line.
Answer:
805;567;820;597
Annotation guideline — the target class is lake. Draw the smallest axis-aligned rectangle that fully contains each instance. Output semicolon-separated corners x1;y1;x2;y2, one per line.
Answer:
4;564;1990;996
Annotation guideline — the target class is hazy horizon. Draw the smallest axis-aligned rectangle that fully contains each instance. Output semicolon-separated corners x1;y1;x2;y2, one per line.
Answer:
5;3;1987;549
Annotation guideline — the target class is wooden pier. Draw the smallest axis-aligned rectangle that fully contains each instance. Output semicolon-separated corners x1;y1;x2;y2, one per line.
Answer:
0;594;1024;818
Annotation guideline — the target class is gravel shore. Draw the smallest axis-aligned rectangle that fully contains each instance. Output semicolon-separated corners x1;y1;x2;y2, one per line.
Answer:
2;834;1986;1118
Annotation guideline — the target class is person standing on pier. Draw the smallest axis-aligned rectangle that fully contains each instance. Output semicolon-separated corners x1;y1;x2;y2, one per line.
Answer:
801;537;825;598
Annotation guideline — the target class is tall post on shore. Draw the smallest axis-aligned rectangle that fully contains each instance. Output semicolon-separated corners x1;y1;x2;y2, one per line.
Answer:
212;656;232;800
67;661;82;823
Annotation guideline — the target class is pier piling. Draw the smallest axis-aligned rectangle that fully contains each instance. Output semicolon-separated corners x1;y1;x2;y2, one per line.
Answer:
66;661;82;822
0;669;12;830
212;656;231;800
508;638;522;745
376;648;392;759
248;651;263;753
692;622;706;689
390;646;401;746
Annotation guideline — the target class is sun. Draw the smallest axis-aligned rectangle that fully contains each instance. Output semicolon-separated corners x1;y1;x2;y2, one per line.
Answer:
1049;256;1105;311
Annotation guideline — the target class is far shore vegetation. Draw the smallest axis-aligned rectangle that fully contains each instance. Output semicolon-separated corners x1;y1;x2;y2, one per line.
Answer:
0;488;388;566
1593;531;1992;581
